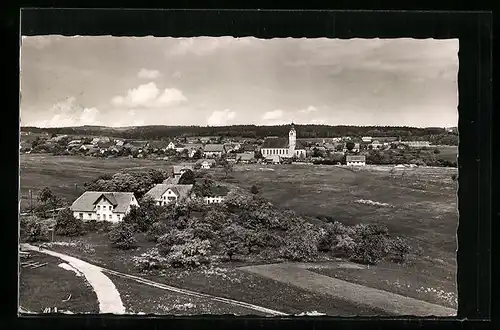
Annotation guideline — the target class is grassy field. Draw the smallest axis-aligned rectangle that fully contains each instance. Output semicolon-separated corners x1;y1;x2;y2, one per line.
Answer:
19;154;172;211
46;233;387;316
434;146;458;162
19;154;458;311
19;251;99;314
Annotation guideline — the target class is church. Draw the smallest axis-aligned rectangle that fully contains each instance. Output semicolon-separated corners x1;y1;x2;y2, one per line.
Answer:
260;123;307;158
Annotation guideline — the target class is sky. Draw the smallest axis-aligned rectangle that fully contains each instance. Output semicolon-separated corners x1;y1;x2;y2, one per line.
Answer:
20;36;459;128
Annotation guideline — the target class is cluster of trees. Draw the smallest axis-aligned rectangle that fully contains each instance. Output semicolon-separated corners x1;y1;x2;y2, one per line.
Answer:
84;169;168;199
113;187;413;270
21;125;458;142
365;149;457;167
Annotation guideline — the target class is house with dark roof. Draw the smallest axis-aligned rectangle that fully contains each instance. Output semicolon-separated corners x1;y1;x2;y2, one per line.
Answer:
144;184;194;206
70;191;139;222
260;124;307;159
186;144;204;158
237;152;255;163
203;144;225;158
148;140;171;152
346;155;366;166
172;165;194;178
203;185;230;204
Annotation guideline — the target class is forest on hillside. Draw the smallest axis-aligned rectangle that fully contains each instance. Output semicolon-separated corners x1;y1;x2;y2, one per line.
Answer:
21;125;458;145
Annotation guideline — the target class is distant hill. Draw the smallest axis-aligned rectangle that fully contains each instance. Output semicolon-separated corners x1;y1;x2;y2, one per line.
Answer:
19;124;457;143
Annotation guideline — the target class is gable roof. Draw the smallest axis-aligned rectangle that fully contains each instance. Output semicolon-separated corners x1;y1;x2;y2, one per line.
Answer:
163;176;180;184
204;144;225;152
145;184;193;201
262;137;306;149
238;153;255;161
173;165;194;174
346;155;366;162
206;185;230;197
70;191;136;213
148;140;171;149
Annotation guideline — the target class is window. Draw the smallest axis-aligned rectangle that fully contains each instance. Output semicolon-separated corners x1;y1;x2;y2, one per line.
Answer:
97;214;101;220
88;213;92;217
79;213;83;219
103;214;106;220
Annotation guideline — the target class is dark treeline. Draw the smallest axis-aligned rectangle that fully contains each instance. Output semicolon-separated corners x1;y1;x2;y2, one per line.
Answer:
21;125;457;141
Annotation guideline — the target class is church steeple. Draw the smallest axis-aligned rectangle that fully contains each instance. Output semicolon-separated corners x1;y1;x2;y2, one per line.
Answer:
289;122;296;152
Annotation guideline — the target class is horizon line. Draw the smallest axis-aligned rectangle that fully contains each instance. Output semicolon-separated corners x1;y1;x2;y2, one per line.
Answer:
20;124;457;129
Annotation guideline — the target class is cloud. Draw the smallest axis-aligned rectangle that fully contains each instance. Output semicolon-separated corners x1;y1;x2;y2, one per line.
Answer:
26;97;102;127
137;69;161;79
262;110;284;121
207;109;237;126
111;82;187;108
168;37;253;56
299;106;318;114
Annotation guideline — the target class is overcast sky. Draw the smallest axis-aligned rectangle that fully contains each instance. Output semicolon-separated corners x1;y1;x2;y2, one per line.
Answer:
20;36;458;128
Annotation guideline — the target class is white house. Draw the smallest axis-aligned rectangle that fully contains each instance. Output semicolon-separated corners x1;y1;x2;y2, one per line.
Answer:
144;184;194;206
260;123;307;158
166;141;177;150
371;140;383;149
362;136;373;143
203;186;230;204
196;159;216;169
346;155;366;166
404;140;431;148
70;191;139;222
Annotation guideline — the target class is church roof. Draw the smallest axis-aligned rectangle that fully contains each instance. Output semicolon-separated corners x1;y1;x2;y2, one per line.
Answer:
261;137;306;149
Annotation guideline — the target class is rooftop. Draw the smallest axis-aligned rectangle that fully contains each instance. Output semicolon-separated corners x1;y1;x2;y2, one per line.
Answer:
70;191;136;213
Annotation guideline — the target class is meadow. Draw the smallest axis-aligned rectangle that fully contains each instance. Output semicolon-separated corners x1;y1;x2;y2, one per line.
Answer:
19;154;459;310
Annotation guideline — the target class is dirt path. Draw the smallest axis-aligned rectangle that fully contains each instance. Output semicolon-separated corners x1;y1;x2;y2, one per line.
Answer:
21;244;125;314
240;263;456;317
21;244;286;316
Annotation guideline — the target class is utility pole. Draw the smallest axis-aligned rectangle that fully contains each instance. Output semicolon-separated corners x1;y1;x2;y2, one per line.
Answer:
29;189;33;215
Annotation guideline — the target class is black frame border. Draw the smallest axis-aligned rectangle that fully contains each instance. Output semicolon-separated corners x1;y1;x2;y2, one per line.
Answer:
7;8;493;330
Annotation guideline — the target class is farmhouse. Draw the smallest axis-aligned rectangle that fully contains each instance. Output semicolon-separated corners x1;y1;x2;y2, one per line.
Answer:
404;140;431;148
346;155;366;166
260;123;307;158
172;165;194;178
196;159;216;169
145;184;194;206
148;140;170;153
237;152;255;163
203;186;230;204
70;191;139;222
204;144;225;158
186;144;204;158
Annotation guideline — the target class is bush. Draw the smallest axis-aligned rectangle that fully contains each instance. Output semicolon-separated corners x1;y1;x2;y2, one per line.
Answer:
123;200;163;233
132;248;169;271
157;229;194;255
349;224;391;265
279;225;319;261
220;224;249;260
250;185;259;194
108;222;138;250
55;208;86;237
188;218;215;240
20;216;50;243
385;236;411;263
451;173;458;181
204;208;230;231
166;239;212;268
146;221;170;242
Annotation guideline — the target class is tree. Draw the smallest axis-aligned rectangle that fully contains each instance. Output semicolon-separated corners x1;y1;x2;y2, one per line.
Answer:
55;208;86;236
254;150;263;159
193;149;203;159
346;141;355;151
178;169;196;185
250;185;259;195
223;161;233;179
36;187;63;218
433;148;441;154
180;149;189;159
335;144;344;152
108;222;138;250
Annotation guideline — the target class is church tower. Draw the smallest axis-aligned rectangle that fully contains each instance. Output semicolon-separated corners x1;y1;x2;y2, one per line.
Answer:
288;123;296;156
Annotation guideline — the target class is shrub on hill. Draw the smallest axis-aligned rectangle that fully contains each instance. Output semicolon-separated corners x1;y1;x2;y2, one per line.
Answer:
20;216;51;243
146;221;170;242
84;220;113;233
55;208;86;237
279;224;320;261
108;222;138;250
123;199;164;233
166;238;212;268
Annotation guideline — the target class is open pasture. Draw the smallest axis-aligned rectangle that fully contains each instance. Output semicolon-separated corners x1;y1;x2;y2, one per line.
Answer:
19;154;171;210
